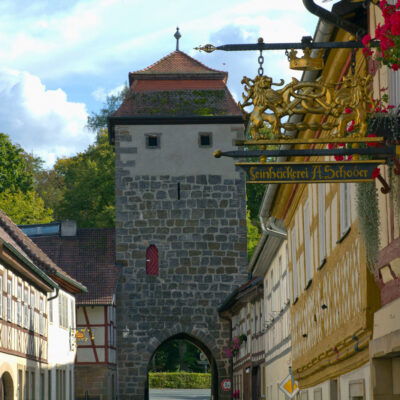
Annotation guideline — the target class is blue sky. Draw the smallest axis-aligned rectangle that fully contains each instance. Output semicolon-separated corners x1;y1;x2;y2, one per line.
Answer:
0;0;327;166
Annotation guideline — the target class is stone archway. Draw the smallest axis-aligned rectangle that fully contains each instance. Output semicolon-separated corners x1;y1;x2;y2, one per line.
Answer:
0;372;14;400
145;332;219;400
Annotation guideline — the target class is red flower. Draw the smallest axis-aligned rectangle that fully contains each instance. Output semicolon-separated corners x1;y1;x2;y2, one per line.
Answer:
372;167;381;179
362;34;372;47
387;104;396;109
363;48;374;57
345;107;353;114
393;64;400;71
328;143;335;149
338;143;346;147
347;155;353;161
334;155;344;161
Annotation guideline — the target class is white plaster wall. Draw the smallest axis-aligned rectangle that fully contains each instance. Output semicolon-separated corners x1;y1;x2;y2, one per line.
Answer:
339;362;371;400
47;289;76;400
264;350;291;400
116;123;244;178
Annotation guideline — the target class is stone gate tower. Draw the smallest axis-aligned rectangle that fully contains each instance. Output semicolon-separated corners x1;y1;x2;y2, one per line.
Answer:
109;37;248;400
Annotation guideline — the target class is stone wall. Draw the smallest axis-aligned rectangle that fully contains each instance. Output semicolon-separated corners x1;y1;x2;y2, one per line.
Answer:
115;125;248;400
75;365;116;400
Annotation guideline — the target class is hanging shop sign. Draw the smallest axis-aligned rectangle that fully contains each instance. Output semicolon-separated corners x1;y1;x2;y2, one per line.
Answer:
237;160;385;184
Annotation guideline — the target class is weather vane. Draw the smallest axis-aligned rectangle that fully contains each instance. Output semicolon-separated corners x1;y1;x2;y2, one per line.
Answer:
174;27;181;51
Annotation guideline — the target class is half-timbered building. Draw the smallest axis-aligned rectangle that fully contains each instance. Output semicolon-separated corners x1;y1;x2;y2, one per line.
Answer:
366;3;400;399
219;277;264;400
0;211;86;400
248;189;292;400
23;220;118;400
266;7;381;399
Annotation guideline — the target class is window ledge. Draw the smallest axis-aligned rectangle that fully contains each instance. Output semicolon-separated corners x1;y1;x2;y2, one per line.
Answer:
337;227;351;244
317;258;326;271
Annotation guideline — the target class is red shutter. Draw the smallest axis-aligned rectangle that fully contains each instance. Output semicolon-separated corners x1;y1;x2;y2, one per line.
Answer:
146;245;159;276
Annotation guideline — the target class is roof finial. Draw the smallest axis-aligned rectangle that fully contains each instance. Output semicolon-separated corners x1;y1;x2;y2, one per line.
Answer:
174;27;181;51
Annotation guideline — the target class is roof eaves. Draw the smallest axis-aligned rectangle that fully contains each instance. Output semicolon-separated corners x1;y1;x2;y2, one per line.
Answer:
2;241;59;290
53;270;88;293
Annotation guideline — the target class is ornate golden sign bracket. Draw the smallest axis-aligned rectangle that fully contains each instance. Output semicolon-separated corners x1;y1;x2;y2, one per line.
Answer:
238;73;373;140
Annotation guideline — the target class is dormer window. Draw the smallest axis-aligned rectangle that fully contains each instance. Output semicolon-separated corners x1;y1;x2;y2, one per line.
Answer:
199;132;212;147
145;133;161;149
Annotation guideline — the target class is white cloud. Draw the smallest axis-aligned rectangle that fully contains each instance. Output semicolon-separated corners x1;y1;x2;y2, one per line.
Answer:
92;84;126;102
0;68;91;167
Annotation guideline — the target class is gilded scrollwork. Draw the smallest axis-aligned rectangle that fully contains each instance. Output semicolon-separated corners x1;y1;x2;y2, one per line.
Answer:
239;73;374;140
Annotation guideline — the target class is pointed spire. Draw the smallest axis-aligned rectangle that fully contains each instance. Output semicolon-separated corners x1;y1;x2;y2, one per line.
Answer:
174;27;181;51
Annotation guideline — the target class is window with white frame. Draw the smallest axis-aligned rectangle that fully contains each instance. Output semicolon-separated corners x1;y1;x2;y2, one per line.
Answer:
318;184;326;264
59;294;69;329
49;297;53;324
303;200;312;285
7;278;12;322
340;183;351;236
30;290;35;331
17;284;22;326
39;297;44;335
291;229;298;301
24;287;29;328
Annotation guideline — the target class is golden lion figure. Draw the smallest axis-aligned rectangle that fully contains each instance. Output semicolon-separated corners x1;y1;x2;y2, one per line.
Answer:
239;73;373;140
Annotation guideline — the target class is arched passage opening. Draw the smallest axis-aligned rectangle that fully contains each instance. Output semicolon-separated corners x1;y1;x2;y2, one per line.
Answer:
146;333;219;400
0;372;14;400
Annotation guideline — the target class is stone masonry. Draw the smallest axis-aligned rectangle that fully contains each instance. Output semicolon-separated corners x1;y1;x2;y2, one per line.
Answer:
114;128;248;399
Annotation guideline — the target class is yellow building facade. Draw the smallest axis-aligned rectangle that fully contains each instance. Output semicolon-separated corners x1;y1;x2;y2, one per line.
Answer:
268;25;381;398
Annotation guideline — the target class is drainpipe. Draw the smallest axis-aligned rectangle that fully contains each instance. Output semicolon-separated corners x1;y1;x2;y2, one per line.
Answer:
219;313;233;400
302;0;367;38
47;287;59;301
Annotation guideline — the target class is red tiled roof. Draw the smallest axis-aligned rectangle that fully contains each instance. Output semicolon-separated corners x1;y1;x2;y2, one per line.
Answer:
31;228;118;305
131;51;227;78
111;49;242;122
0;210;84;292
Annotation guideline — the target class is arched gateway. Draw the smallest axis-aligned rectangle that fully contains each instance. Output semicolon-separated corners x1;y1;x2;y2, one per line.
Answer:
109;37;248;400
145;332;219;399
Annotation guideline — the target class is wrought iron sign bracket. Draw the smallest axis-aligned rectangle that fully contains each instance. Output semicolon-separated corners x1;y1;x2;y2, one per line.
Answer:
195;36;380;54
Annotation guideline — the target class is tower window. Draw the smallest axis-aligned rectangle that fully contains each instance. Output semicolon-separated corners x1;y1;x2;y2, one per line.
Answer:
199;132;212;147
146;245;159;276
145;134;161;149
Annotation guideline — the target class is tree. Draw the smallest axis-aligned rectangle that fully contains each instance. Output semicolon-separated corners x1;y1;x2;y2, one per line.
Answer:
0;190;53;225
87;87;128;132
0;133;33;193
247;208;260;261
53;129;115;228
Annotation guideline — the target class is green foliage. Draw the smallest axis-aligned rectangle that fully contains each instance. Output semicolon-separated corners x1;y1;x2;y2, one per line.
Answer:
0;133;34;193
0;190;53;225
356;182;380;273
246;183;266;224
247;208;260;261
150;339;207;373
53;129;115;228
87;86;128;131
149;372;211;389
